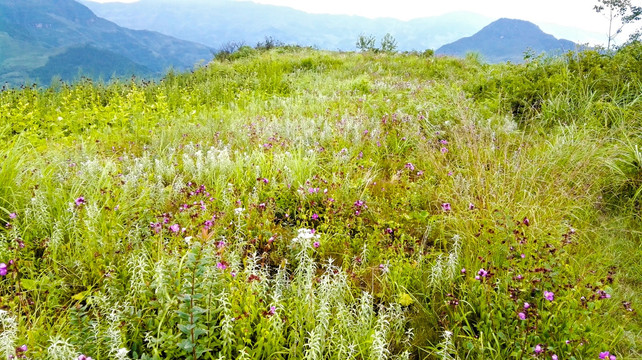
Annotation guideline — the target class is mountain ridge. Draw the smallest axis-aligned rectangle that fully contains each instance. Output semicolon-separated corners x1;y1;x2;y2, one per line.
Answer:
0;0;212;85
436;18;578;63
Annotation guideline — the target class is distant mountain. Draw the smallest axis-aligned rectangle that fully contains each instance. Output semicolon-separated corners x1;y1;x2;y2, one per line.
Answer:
436;18;578;63
0;0;212;85
82;0;492;51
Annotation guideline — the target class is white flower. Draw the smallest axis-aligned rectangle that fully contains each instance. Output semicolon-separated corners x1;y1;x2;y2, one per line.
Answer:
234;207;245;215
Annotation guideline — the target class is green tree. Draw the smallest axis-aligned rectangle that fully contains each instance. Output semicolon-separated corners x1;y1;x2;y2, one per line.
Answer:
380;33;398;53
356;34;377;52
594;0;642;50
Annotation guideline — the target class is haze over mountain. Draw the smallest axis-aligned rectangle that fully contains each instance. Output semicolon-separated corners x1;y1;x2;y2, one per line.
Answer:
82;0;493;51
0;0;212;85
436;18;578;63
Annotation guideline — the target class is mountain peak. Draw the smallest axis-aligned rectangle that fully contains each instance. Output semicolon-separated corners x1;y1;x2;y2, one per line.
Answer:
436;18;576;63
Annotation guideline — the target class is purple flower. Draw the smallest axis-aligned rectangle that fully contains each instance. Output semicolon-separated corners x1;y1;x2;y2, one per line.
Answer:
216;262;227;270
524;302;530;309
552;355;558;360
534;344;544;355
440;139;449;145
461;268;466;274
441;147;448;154
16;345;27;352
169;224;180;233
267;306;276;316
441;203;451;212
74;196;86;207
521;253;526;259
477;268;488;277
544;291;555;301
523;217;530;226
78;355;94;360
9;213;17;219
468;203;475;210
354;200;366;208
405;163;415;171
0;263;7;276
610;356;616;360
599;352;610;359
311;213;319;220
518;312;526;320
313;241;320;248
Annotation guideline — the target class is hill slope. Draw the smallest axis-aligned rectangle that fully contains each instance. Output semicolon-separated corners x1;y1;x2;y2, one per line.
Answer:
0;0;212;85
436;18;577;63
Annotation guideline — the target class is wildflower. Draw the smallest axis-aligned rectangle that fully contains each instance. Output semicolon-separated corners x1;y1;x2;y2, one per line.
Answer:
405;163;415;171
544;291;555;301
441;203;451;211
77;355;94;360
468;203;475;210
308;187;319;194
417;170;424;176
9;213;16;219
169;224;180;233
518;312;526;320
599;352;610;359
524;302;530;309
74;196;86;207
313;241;320;248
552;355;558;360
477;268;488;278
461;268;466;274
217;240;226;249
354;200;366;208
234;207;245;215
440;139;449;145
0;263;7;276
534;344;544;355
379;263;389;273
267;306;276;316
311;213;319;220
216;262;227;270
523;217;530;226
521;253;526;259
16;345;27;352
516;274;523;280
447;171;453;176
258;203;266;210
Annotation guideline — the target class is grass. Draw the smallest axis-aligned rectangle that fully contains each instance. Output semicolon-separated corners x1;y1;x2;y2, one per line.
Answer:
0;45;640;359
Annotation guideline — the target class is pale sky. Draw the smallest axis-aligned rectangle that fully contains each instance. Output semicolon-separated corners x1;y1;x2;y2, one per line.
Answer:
89;0;642;45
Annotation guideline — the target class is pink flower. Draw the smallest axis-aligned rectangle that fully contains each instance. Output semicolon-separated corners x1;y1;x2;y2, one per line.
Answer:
16;344;27;352
477;268;488;277
169;224;180;233
267;306;276;316
461;268;466;274
524;302;530;309
441;147;448;153
313;241;320;248
534;344;544;354
441;203;451;211
552;355;558;360
216;262;227;270
544;291;555;301
311;213;319;220
518;312;526;320
405;163;415;171
74;196;86;207
78;355;94;360
440;139;449;145
599;352;610;359
0;263;7;276
468;203;475;210
9;213;16;219
523;217;530;226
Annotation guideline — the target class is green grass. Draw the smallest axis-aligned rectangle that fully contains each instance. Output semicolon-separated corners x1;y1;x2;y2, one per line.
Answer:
0;45;640;359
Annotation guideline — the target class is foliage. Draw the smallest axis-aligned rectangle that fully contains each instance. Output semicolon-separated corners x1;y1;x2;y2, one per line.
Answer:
0;46;640;359
594;0;642;49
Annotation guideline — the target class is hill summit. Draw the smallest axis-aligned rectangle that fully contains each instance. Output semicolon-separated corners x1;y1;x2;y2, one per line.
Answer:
436;18;577;63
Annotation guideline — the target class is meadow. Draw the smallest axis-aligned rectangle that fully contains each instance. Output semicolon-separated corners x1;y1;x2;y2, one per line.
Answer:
0;45;641;359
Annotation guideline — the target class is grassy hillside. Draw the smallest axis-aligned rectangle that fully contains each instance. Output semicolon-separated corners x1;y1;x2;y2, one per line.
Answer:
0;46;640;359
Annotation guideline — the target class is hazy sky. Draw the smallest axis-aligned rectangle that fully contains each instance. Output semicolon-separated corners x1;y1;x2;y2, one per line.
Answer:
89;0;642;44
